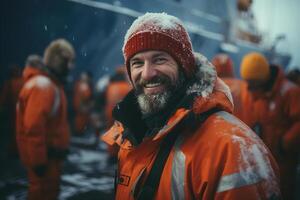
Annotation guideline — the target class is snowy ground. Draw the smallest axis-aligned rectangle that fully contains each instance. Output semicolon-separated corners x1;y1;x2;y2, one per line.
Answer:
0;132;115;200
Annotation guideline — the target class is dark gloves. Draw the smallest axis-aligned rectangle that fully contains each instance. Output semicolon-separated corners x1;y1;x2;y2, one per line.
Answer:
33;164;47;177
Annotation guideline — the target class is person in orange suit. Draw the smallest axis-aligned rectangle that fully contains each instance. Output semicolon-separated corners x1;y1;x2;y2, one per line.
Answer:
101;66;131;162
73;71;93;135
0;65;25;157
16;39;75;200
211;53;253;124
240;52;300;200
101;13;281;199
105;66;131;129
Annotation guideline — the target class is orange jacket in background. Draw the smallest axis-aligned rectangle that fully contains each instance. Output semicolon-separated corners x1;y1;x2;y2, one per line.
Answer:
16;66;70;168
103;80;131;158
222;78;253;123
73;79;93;133
105;81;131;128
73;80;92;112
211;53;254;125
102;55;280;200
247;65;300;199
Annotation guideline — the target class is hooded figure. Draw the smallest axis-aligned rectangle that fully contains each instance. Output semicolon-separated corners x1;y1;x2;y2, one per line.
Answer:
102;13;280;200
73;71;93;135
241;52;300;200
211;53;253;125
16;39;75;200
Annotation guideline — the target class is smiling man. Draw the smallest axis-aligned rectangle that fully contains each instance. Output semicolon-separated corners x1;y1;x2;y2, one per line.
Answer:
102;13;281;200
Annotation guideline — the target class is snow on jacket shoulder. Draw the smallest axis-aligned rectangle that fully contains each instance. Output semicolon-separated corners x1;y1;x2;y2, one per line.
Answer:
102;53;281;200
16;67;70;168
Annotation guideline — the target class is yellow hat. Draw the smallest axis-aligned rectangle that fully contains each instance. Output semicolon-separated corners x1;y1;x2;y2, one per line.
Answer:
240;52;270;80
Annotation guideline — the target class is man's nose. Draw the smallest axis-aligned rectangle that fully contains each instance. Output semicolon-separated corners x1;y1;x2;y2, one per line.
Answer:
141;61;157;81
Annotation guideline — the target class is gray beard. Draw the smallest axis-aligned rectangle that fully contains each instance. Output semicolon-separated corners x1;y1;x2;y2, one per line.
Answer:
137;90;172;115
136;71;186;115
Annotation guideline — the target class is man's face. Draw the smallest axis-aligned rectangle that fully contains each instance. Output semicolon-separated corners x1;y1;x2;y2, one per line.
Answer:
54;57;74;80
129;50;181;114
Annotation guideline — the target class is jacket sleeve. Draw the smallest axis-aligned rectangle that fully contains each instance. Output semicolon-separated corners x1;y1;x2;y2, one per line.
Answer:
20;84;56;167
282;87;300;153
214;137;281;200
193;129;281;200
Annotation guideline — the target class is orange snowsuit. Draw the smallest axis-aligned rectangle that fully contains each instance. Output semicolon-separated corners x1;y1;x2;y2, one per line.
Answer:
16;66;70;200
102;55;281;200
73;79;92;134
103;80;131;158
105;81;131;128
221;78;253;124
246;65;300;199
211;54;253;124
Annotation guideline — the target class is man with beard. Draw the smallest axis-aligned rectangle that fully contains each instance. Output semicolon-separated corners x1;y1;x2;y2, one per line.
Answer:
102;13;281;199
16;39;75;200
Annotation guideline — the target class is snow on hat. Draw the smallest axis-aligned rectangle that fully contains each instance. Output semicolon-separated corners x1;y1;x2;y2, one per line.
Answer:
123;12;196;79
240;52;270;81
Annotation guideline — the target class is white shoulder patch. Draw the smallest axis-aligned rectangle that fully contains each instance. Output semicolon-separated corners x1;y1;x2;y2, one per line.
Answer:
24;75;52;90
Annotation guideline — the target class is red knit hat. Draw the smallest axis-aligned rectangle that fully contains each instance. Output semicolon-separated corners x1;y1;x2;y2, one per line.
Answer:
123;12;196;79
211;53;234;78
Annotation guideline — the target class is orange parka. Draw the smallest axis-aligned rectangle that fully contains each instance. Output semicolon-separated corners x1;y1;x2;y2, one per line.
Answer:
105;81;131;128
73;79;93;133
222;78;253;124
211;54;253;124
102;54;280;200
16;66;70;168
246;65;300;199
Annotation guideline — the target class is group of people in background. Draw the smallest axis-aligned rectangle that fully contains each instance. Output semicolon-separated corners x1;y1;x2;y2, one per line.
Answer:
0;13;300;200
212;52;300;200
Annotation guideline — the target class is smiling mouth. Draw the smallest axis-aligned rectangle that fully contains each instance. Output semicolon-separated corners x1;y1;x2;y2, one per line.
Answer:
142;82;166;95
144;82;163;88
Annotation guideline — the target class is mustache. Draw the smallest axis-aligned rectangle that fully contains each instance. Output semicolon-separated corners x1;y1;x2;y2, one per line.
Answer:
138;75;171;87
134;75;172;94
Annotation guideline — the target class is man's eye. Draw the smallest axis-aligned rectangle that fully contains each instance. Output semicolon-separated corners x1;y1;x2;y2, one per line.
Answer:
154;57;167;64
131;61;143;68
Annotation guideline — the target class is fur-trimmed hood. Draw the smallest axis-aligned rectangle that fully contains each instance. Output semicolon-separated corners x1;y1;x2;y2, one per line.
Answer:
188;52;234;114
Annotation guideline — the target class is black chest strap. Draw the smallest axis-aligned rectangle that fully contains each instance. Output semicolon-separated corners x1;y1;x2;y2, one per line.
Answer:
136;107;221;200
